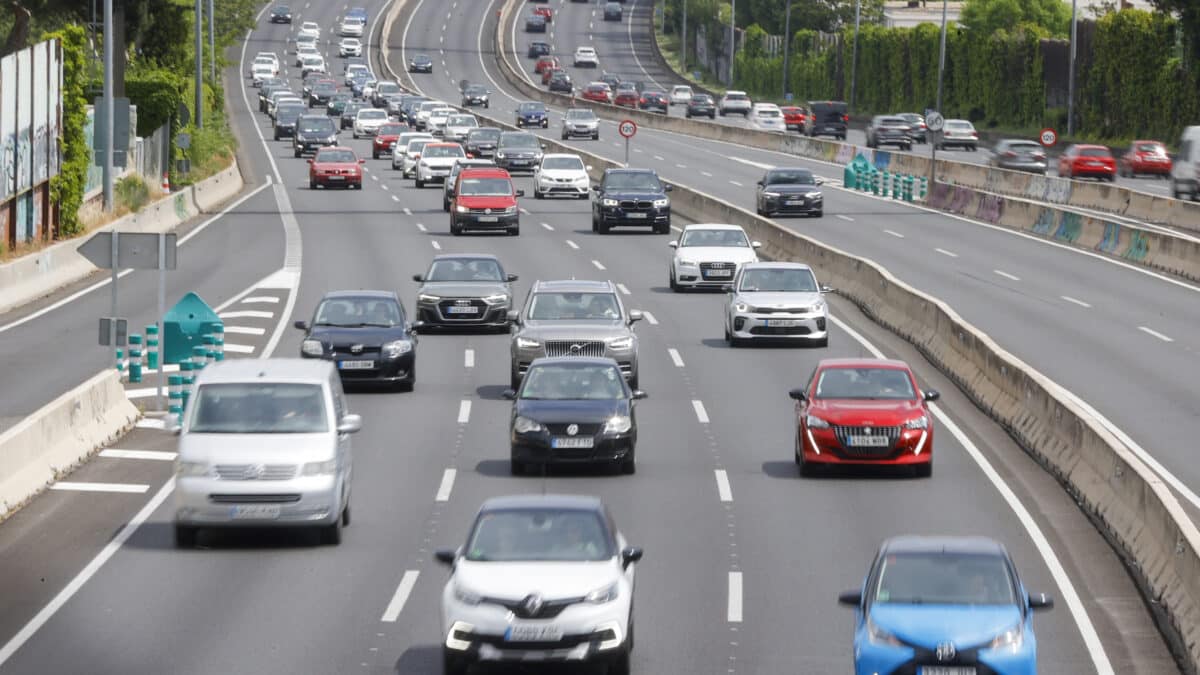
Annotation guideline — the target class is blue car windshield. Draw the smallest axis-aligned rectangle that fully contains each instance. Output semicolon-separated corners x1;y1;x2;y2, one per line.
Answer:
873;552;1017;606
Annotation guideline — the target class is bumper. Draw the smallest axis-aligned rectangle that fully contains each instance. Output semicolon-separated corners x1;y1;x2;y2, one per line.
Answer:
418;301;510;327
538;180;589;196
1067;165;1115;178
761;195;822;215
174;475;341;527
854;639;1036;675
673;263;740;288
311;174;363;188
1129;161;1171;174
496;156;540;171
301;351;414;382
454;212;519;231
466;145;496;157
996;160;1047;174
512;432;635;465
810;125;847;137
417;165;454;182
355;126;382;136
800;426;932;467
598;206;670;227
442;600;630;666
873;136;910;147
409;64;433;72
729;310;827;341
563;126;598;137
516;117;548;128
940;138;977;148
294;140;334;154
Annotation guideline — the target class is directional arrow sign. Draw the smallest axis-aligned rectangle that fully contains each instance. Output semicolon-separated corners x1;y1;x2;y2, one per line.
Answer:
77;232;178;270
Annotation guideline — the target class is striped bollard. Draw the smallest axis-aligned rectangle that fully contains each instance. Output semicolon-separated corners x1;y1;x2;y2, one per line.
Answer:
192;345;208;371
115;348;125;377
145;324;159;371
128;335;144;384
905;174;915;202
919;176;928;200
892;173;902;200
202;335;217;365
179;360;195;423
168;374;184;418
210;324;225;361
871;170;880;196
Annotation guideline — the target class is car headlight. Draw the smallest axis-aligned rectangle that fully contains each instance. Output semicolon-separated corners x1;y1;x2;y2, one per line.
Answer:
302;459;338;475
513;416;544;433
602;415;632;434
177;461;210;477
677;259;698;268
761;191;780;198
653;198;670;208
496;151;506;159
805;414;831;429
453;583;483;605
734;301;756;313
607;336;633;350
382;339;413;358
602;198;618;207
585;582;620;604
903;415;929;430
455;204;469;213
516;336;541;349
483;293;509;304
988;622;1024;650
325;135;336;143
866;615;902;647
301;339;324;356
503;205;518;214
805;191;823;199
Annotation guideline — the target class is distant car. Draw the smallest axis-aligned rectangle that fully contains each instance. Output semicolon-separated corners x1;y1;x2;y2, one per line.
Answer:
865;115;912;150
340;16;365;37
591;168;672;234
461;84;490;108
686;93;716;119
325;92;352;117
937;119;979;151
293;114;338;156
728;262;831;349
534;153;591;199
444;114;479;143
525;14;547;32
668;224;760;292
371;81;402;108
307;146;364;190
338;38;361;58
269;5;292;23
495;130;544;173
449;166;523;236
251;62;278;87
534;55;560;75
548;70;573;93
573;46;599;68
443;158;496;211
412;254;517;328
1119;140;1172;178
541;66;563;85
638;90;669;114
371;122;408;159
780;106;808;132
397;137;433;177
272;104;305;140
408;53;434;73
426;106;458;137
749;103;787;132
582;82;613;104
299;54;326;77
600;73;621;90
990;139;1048;174
896;112;927;143
806;100;848;140
533;5;553;21
718;90;752;117
296;290;417;389
353;108;389;138
839;536;1053;674
561;108;600;141
668;85;693;106
1058;144;1116;181
308;80;337;107
340;101;368;129
297;21;320;40
465;126;502;158
390;132;434;170
415;143;468;188
756;167;824;218
603;1;623;20
514;101;549;128
1171;126;1200;199
613;84;639;108
527;41;551;58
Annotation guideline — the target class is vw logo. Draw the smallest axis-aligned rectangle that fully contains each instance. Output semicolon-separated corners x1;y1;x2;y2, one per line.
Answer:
935;642;956;662
521;593;544;616
566;424;579;436
350;344;364;354
484;207;492;214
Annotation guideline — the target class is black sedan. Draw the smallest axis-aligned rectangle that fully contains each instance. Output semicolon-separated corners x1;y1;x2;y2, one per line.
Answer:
686;94;716;119
461;84;490;108
638;90;669;114
269;4;291;22
504;357;645;475
525;15;547;32
412;254;517;329
295;290;420;391
464;127;502;158
527;41;551;58
408;54;433;73
548;71;573;93
756;167;825;218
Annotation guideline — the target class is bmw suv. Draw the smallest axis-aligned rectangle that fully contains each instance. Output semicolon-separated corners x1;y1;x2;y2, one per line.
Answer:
509;280;643;389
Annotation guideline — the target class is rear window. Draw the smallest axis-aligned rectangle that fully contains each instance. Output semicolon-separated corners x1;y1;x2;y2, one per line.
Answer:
315;148;356;162
946;121;973;129
1080;147;1111;157
880;118;906;126
423;145;466;158
1135;143;1164;154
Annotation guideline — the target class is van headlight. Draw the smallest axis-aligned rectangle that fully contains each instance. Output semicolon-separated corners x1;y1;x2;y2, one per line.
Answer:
456;204;469;213
177;461;210;477
603;415;632;434
503;205;518;214
382;339;413;358
302;459;338;475
513;416;544;433
585;582;620;604
301;339;324;356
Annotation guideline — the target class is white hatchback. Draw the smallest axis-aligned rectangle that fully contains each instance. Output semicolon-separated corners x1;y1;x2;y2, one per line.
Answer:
669;223;761;291
297;21;320;40
534;153;591;199
573;46;599;68
353;108;389;138
669;85;693;106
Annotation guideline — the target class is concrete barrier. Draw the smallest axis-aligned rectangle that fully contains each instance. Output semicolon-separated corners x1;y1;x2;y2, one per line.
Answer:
0;160;244;317
0;370;139;520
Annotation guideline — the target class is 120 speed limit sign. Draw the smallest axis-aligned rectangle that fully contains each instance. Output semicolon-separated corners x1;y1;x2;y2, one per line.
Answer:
618;120;638;138
1039;128;1058;147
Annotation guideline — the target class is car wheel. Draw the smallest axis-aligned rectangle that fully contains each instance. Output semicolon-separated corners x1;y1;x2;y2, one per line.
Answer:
542;120;548;128
591;217;599;233
415;177;424;188
561;132;568;140
309;179;317;189
450;218;462;236
913;462;933;478
608;645;632;675
593;132;599;140
353;131;358;139
342;503;351;526
620;454;636;476
511;368;523;390
724;325;732;344
442;198;450;212
442;648;468;675
372;150;379;159
174;524;197;548
814;210;823;218
597;220;610;234
320;513;343;545
669;269;679;292
534;187;543;199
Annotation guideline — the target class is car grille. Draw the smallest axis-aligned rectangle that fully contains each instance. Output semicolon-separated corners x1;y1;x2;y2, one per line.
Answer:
544;422;602;435
699;262;735;280
754;305;813;314
437;298;488;320
544;340;606;357
466;207;507;215
331;344;381;356
213;464;298;481
748;325;813;336
832;425;901;456
208;493;302;503
619;200;653;209
471;633;594;650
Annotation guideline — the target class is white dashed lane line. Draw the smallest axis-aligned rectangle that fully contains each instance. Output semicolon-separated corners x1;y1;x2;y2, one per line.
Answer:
566;240;580;249
380;571;420;622
1138;326;1174;342
591;260;606;270
223;326;266;336
641;311;658;325
835;214;854;222
464;349;475;368
727;572;743;623
391;195;399;201
431;241;441;250
668;348;684;367
701;171;713;177
1061;295;1091;308
692;400;710;424
934;247;959;258
993;270;1020;281
99;449;177;461
714;470;733;502
883;228;903;237
616;283;631;295
457;400;472;424
728;180;742;187
435;469;456;502
653;155;664;161
541;222;554;231
417;223;427;232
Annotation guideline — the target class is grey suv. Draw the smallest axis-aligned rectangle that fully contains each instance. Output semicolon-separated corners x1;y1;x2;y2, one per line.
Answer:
508;280;643;389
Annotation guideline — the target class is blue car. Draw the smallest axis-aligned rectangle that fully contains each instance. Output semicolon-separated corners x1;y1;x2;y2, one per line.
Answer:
514;101;548;128
346;6;367;20
839;536;1054;675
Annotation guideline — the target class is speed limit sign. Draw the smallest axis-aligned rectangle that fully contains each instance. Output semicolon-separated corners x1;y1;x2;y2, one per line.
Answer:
1039;128;1058;147
618;119;638;138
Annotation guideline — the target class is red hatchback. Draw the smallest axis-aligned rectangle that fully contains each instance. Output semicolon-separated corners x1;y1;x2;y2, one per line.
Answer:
1119;140;1172;178
309;146;364;189
788;358;938;477
534;55;559;74
613;87;639;108
372;122;407;159
533;5;552;21
582;82;612;104
780;106;807;132
1058;144;1116;181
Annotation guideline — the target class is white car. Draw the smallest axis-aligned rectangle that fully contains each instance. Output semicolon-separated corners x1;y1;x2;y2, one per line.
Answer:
414;100;446;130
749;103;786;132
437;495;640;675
297;21;321;40
668;223;761;291
340;17;365;37
255;51;280;67
400;138;435;177
391;132;434;170
668;85;693;106
415;142;467;188
533;153;591;199
443;114;479;142
299;54;326;76
295;45;319;66
719;90;753;117
573;46;599;68
352;108;389;138
251;61;277;86
724;261;830;347
344;63;370;85
427;107;458;136
339;37;362;57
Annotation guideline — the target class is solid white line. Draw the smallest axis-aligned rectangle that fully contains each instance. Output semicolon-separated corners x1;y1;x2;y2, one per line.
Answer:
993;269;1021;281
836;214;855;222
1138;326;1174;342
934;247;959;258
668;348;684;367
50;481;149;494
457;400;471;424
692;400;709;423
435;469;457;502
124;387;157;399
541;222;554;231
591;260;606;270
729;156;774;170
380;570;420;622
616;283;631;295
641;311;658;325
464;349;475;368
222;326;266;336
670;225;682;233
653;154;664;161
565;240;580;249
432;241;442;250
1061;295;1092;308
241;296;281;304
218;310;273;319
221;343;255;354
728;180;743;187
727;571;743;622
99;449;177;461
714;469;733;502
519;207;530;215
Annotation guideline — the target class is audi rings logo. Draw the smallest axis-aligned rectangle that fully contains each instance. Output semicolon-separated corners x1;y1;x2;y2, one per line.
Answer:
566;424;579;436
521;594;544;616
935;642;956;662
455;299;471;305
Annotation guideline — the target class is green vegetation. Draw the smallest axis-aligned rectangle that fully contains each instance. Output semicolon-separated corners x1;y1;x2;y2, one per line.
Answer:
42;25;89;237
959;0;1070;38
115;174;152;213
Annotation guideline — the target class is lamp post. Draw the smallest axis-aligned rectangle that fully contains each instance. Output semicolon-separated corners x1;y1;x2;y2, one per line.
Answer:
1067;0;1077;135
208;0;215;82
849;0;861;108
728;0;736;86
681;0;687;71
782;2;794;97
102;0;113;213
935;0;948;112
194;0;203;128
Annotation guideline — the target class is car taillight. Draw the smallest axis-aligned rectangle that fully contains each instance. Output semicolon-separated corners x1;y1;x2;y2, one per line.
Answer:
971;132;978;138
1003;151;1016;158
843;114;849;123
1033;153;1045;160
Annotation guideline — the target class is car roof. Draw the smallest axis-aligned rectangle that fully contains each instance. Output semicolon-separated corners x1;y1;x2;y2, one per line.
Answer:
817;357;912;370
726;90;747;95
604;168;657;176
481;494;605;513
533;279;615;293
882;535;1007;557
431;253;501;262
1073;144;1108;150
194;357;333;384
741;261;811;272
683;223;746;232
542;153;582;160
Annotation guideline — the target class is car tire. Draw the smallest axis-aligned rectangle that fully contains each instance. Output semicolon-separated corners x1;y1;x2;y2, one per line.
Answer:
598;220;610;234
309;179;317;189
534;187;543;199
415;177;424;188
372;150;379;159
620;454;636;475
450;218;462;236
174;524;197;548
609;645;632;675
654;222;669;234
591;217;599;233
442;649;468;675
294;149;301;158
814;210;823;218
342;503;351;526
443;198;450;212
320;513;343;545
669;269;679;292
561;132;568;140
542;120;548;128
914;462;933;478
593;132;600;140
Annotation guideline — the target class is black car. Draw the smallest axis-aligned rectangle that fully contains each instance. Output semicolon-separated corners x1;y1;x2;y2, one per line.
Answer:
260;83;287;112
400;96;430;125
461;84;490;107
273;104;306;140
591;168;672;234
525;14;547;32
293;115;338;157
495;131;544;172
866;115;912;150
638;90;668;114
527;41;551;58
301;72;326;98
294;290;419;391
548;71;573;93
503;357;644;474
686;94;716;119
412;254;518;329
755;167;824;218
341;101;368;129
603;1;622;20
600;73;621;90
408;54;433;73
269;5;291;23
309;81;337;107
807;100;848;140
514;101;549;128
464;127;502;158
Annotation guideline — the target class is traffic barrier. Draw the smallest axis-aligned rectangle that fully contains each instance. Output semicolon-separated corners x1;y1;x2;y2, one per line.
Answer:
128;334;143;384
168;374;183;419
145;324;160;371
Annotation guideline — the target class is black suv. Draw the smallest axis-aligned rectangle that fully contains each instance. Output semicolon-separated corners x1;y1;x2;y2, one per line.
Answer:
293;115;338;157
309;81;337;107
269;5;291;23
807;100;848;140
273;103;306;140
461;84;490;108
527;41;551;58
591;168;672;234
465;127;502;158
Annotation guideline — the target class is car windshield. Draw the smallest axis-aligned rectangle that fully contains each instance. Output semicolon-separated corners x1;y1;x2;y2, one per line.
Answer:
314;296;401;326
299;119;334;134
465;509;613;562
727;94;748;101
1080;147;1111;157
567;110;595;120
617;84;636;92
680;229;748;247
407;140;432;153
343;104;366;115
519;103;545;113
427;258;503;281
873;552;1017;606
413;55;430;63
190;383;328;434
502;134;540;149
469;129;501;142
302;56;322;65
529;292;620;320
448;116;477;126
424;145;465;158
814;367;916;400
313;82;335;92
738;267;817;292
765;170;816;185
315;149;356;163
1136;143;1165;154
604;172;660;190
543;156;584;171
522;363;626;400
459;177;512;195
587;86;607;93
359;110;386;120
691;95;712;103
377;83;400;94
466;85;487;95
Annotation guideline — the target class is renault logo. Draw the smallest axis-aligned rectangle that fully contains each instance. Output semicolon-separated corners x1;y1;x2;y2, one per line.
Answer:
350;344;364;354
566;424;579;436
521;594;544;616
935;642;956;662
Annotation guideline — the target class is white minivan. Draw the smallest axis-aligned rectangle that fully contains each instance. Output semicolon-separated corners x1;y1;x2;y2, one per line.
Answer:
1170;126;1200;201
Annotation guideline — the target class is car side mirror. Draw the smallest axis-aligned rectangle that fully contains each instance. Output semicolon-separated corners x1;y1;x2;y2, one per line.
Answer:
507;273;519;282
838;589;862;607
412;274;424;282
337;413;363;434
515;189;525;197
169;422;183;436
667;241;678;248
621;546;643;569
820;285;834;294
923;389;941;402
506;310;520;323
751;241;762;249
627;310;644;323
410;320;426;333
502;388;517;400
434;549;457;566
663;184;673;192
294;320;310;330
540;144;546;150
788;388;806;401
591;185;601;192
1028;592;1054;611
756;180;763;186
632;390;647;400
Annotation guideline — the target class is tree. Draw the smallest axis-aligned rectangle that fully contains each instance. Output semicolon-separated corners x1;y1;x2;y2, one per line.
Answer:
959;0;1071;38
738;0;884;35
1148;0;1200;61
2;0;87;57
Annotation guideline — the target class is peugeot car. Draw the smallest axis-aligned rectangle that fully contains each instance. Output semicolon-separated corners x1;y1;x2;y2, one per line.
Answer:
668;224;761;291
413;254;517;330
294;290;418;390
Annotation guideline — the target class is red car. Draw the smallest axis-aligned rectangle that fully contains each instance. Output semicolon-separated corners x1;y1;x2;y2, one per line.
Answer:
613;87;638;108
450;166;523;236
788;358;938;477
541;66;562;85
1119;140;1172;178
582;82;612;104
308;146;364;189
780;106;808;132
372;122;408;159
534;55;559;74
533;6;552;21
1058;144;1116;181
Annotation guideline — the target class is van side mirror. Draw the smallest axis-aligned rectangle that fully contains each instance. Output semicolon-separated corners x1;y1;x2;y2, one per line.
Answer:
507;273;519;282
515;189;525;197
337;413;363;434
788;388;806;401
435;549;457;566
667;241;678;248
294;320;310;330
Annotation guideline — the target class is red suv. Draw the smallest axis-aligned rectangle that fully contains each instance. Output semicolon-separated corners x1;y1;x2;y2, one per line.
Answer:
308;146;364;189
1058;144;1116;181
534;55;559;74
372;122;407;159
450;167;524;236
788;358;939;477
613;86;638;108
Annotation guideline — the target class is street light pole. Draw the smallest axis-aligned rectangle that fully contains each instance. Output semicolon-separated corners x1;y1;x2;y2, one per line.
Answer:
681;0;687;71
194;0;203;128
1067;0;1077;136
935;0;948;112
850;0;861;108
208;0;215;83
782;2;792;98
102;0;113;213
728;0;736;86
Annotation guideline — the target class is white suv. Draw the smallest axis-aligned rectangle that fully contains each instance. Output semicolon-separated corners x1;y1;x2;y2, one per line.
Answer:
719;90;753;117
669;223;761;291
669;85;693;106
573;46;599;68
297;21;321;40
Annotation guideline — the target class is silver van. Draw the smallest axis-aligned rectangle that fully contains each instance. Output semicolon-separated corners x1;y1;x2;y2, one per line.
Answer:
173;358;361;548
1170;125;1200;200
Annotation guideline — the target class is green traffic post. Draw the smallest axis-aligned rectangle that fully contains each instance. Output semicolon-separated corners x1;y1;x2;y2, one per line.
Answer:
168;374;184;417
145;324;159;370
202;335;217;364
129;335;143;384
920;176;928;200
192;345;208;371
213;337;225;361
179;360;195;423
905;174;915;202
872;169;880;196
892;173;902;200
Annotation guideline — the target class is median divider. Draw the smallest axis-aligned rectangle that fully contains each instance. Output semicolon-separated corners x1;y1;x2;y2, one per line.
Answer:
0;370;139;521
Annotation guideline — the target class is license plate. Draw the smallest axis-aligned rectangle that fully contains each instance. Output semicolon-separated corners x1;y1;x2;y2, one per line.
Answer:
446;306;479;314
705;269;732;277
766;319;802;327
505;623;564;642
920;668;975;675
786;199;804;205
231;504;281;519
339;360;375;370
626;212;647;219
327;175;345;180
477;216;498;222
552;436;594;449
847;435;890;447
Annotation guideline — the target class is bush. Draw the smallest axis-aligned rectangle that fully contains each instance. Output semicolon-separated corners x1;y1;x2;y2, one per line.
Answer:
115;175;151;213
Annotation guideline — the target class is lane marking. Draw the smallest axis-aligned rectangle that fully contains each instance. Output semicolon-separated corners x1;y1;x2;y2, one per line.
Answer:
222;343;256;354
728;180;743;187
671;225;682;233
222;326;267;336
403;207;412;215
391;195;399;201
591;260;606;270
668;348;684;367
653;154;664;161
99;449;177;461
616;283;631;295
692;400;709;423
993;269;1021;281
435;469;456;502
701;171;713;177
729;156;773;170
431;241;441;250
566;240;580;249
417;223;427;232
464;349;475;368
50;482;149;494
380;571;420;622
714;469;733;502
218;310;273;319
1061;295;1091;308
641;311;658;325
675;163;686;169
457;400;471;424
836;214;855;222
541;222;554;231
884;229;905;237
728;571;743;622
934;247;959;258
1138;326;1174;342
241;296;281;304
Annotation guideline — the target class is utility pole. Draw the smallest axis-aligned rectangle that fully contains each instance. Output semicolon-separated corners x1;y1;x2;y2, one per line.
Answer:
681;0;687;71
208;0;215;83
728;0;736;86
782;2;792;98
935;0;948;112
194;0;203;128
850;0;862;108
102;0;114;213
1067;0;1077;135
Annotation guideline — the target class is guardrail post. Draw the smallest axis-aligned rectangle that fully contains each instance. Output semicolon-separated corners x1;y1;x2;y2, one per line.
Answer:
919;176;928;200
192;345;208;371
145;324;159;370
871;169;880;196
128;334;143;384
892;172;902;200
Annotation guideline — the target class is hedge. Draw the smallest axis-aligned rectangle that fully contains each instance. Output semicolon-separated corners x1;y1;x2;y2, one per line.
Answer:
41;25;89;237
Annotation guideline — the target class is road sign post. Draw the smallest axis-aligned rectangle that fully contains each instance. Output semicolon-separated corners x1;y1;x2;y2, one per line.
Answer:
925;112;945;187
618;119;637;167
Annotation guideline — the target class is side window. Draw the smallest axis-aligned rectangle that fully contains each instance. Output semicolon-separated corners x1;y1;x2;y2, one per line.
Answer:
805;366;820;398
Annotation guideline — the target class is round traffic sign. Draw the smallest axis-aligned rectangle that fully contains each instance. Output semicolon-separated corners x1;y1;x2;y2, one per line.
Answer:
925;112;944;133
1039;128;1058;147
618;119;637;139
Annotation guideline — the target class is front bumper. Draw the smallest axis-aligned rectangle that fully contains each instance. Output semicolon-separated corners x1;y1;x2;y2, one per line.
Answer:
800;425;932;467
275;125;297;138
442;597;630;666
454;211;519;231
729;308;827;341
512;430;635;466
496;155;541;171
355;125;383;136
174;474;341;527
301;350;414;382
418;299;510;327
854;637;1035;675
761;193;822;215
466;144;496;157
417;164;454;182
563;125;599;138
516;117;549;128
409;64;433;72
295;139;335;154
597;205;670;227
538;178;589;196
